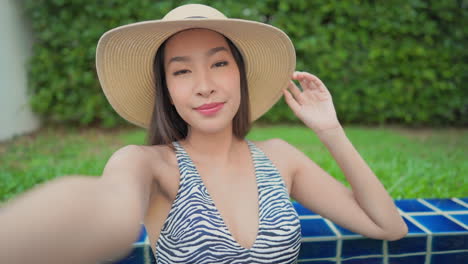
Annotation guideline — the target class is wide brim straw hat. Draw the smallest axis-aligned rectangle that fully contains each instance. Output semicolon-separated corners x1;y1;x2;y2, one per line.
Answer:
96;4;295;128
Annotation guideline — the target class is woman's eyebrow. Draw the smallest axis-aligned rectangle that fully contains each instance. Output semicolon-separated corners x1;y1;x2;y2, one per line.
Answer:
167;46;229;66
206;46;228;57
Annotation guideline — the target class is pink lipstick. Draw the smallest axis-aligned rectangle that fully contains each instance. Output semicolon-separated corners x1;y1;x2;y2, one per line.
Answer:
195;102;224;116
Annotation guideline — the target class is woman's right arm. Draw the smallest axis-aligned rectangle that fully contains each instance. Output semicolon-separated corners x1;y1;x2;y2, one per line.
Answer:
0;145;154;264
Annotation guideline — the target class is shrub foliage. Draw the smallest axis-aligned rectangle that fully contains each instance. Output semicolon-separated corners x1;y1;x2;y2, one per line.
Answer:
23;0;468;127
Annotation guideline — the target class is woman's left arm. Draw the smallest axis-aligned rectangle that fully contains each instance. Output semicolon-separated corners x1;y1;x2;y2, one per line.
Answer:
283;71;408;241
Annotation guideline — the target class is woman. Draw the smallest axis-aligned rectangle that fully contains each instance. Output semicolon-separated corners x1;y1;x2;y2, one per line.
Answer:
0;4;407;264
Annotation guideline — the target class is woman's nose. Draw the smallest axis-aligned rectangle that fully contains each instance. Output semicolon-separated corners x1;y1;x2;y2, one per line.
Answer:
195;73;215;97
197;86;215;97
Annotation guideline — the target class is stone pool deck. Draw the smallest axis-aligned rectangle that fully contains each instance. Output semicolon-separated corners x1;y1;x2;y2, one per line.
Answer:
107;198;468;264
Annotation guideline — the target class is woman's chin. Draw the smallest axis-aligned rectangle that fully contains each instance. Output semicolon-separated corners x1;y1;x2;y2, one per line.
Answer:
189;119;233;135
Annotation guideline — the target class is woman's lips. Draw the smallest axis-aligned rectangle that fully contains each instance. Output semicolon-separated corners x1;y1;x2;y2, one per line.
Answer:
195;102;225;116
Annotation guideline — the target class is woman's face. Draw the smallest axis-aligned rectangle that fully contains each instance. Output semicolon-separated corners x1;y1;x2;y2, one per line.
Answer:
164;28;241;135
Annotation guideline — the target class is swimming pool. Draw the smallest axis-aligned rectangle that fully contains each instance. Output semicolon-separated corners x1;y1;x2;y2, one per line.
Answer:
103;198;468;264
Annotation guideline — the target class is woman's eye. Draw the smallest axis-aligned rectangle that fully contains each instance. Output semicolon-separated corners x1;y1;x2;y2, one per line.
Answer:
213;61;228;68
173;69;190;76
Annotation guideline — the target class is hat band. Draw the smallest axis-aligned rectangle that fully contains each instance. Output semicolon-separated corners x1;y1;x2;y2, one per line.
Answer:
185;16;207;19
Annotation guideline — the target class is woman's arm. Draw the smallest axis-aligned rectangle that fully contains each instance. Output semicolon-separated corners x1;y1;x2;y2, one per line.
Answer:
0;145;154;264
283;71;407;240
316;126;407;239
281;127;407;240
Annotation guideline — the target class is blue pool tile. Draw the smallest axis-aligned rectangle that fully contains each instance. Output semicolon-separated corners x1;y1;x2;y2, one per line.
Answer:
388;255;426;264
341;238;383;258
299;241;337;259
148;246;156;263
449;214;468;226
107;246;146;264
300;219;336;237
300;261;336;264
402;215;426;234
395;199;433;213
431;251;468;264
388;236;427;254
342;257;383;264
294;202;318;216
424;198;467;211
412;215;465;233
135;225;147;243
432;234;468;251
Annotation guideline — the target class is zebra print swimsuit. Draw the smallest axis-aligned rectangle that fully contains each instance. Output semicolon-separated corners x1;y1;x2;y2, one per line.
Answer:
155;140;302;263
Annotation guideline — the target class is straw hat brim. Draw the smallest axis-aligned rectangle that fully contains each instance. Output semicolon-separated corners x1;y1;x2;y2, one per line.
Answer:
96;18;296;128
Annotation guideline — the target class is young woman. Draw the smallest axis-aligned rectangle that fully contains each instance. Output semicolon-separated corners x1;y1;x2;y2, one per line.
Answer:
0;4;407;264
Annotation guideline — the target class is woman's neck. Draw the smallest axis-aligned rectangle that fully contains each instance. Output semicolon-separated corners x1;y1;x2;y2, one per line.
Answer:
182;125;243;164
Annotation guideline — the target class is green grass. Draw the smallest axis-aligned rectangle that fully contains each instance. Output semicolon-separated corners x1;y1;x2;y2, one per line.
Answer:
0;124;466;204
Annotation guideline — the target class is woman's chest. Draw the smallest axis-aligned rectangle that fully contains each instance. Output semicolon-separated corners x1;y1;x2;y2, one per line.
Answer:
146;159;301;262
144;162;264;247
144;150;295;256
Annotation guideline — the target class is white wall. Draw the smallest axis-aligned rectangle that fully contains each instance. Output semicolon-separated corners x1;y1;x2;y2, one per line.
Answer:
0;0;40;141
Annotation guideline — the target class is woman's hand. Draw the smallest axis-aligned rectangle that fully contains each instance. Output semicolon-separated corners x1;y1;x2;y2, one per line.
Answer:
283;71;341;134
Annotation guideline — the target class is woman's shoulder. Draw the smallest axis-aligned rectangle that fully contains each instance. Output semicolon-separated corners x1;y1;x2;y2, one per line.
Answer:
249;138;301;170
249;138;298;157
110;144;158;163
110;143;178;180
248;138;301;193
139;143;179;171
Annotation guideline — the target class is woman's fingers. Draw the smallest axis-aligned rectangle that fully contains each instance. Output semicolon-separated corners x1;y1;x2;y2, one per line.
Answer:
289;71;332;104
287;80;304;104
283;88;301;115
292;73;319;101
294;71;328;93
288;77;311;102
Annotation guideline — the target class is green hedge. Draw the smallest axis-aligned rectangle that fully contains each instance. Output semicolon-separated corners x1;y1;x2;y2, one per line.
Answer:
23;0;468;127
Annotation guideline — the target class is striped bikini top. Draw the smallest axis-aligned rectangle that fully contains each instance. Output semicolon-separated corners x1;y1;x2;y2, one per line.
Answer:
155;140;302;264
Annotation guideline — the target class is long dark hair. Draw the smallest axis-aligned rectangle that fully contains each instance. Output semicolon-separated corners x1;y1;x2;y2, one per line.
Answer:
146;33;251;146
